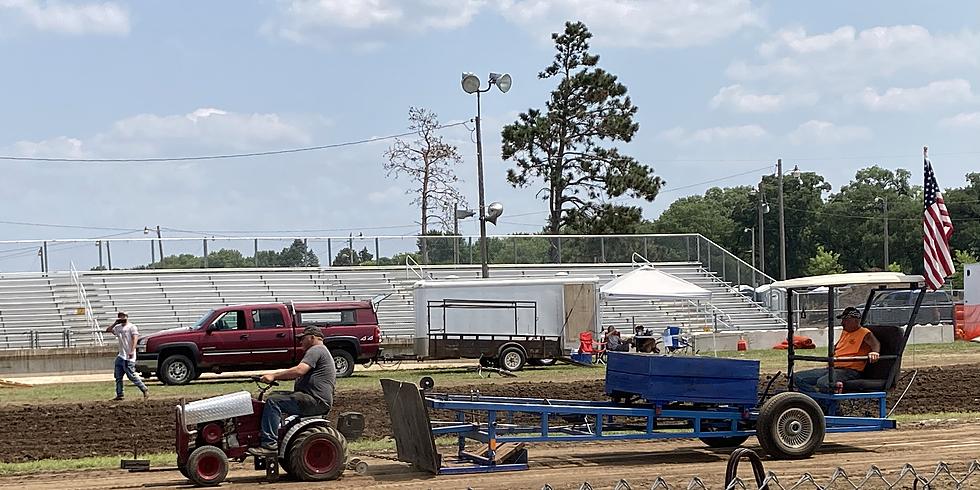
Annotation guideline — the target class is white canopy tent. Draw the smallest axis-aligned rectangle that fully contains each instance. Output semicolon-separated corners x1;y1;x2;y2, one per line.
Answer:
600;266;711;300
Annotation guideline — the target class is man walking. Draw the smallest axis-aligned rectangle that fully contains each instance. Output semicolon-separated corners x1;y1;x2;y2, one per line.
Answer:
106;312;149;401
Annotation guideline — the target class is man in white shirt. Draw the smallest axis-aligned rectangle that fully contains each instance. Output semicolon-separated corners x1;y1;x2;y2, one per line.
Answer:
105;312;149;401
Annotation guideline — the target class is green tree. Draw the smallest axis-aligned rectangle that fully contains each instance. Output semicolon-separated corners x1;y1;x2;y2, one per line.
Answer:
561;204;651;262
274;239;320;267
806;245;845;275
331;247;357;266
945;172;980;257
501;21;663;237
949;250;979;289
205;249;250;268
151;253;203;269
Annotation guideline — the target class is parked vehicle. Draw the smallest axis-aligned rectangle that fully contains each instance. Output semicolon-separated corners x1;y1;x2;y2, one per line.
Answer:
865;289;953;326
136;301;382;384
412;277;600;371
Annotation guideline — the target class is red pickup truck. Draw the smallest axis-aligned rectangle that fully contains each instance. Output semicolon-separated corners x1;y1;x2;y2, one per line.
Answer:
135;301;382;384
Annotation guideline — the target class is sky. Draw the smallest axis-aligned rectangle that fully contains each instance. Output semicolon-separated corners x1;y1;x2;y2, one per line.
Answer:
1;0;979;272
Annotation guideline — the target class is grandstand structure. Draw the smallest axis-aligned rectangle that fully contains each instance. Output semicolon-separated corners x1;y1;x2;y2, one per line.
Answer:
0;261;785;350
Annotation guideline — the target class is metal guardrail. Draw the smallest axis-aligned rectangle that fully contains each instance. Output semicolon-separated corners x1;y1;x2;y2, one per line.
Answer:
538;459;980;490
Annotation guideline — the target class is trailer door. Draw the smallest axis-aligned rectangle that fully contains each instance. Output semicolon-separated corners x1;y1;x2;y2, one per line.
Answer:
563;282;597;348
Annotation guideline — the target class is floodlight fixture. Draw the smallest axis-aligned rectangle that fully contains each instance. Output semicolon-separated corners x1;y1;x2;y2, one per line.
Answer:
461;72;481;94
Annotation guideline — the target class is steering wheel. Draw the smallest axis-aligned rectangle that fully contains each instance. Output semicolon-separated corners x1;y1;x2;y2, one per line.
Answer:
250;375;279;401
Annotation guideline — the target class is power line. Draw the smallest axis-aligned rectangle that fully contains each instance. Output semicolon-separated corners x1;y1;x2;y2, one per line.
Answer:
659;165;773;194
657;150;980;164
0;121;470;163
0;219;140;232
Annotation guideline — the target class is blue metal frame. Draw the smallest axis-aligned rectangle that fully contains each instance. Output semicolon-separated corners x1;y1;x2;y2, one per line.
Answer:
421;389;895;474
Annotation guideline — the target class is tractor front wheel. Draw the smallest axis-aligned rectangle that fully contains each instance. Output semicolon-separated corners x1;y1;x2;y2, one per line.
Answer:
287;426;348;481
185;445;228;486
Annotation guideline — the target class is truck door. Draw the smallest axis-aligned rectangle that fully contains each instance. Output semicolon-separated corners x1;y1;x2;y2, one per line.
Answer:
200;309;248;365
247;307;294;366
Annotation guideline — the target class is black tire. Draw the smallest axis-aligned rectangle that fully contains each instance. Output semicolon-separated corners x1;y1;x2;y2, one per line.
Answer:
286;426;348;481
537;358;557;366
756;392;826;459
159;354;196;386
699;435;750;448
331;350;355;378
185;445;228;486
499;346;526;372
178;464;189;479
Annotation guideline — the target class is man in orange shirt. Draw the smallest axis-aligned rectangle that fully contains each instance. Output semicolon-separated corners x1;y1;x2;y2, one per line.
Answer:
793;307;881;393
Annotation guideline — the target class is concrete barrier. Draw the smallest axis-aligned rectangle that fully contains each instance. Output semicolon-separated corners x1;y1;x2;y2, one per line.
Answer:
690;323;955;352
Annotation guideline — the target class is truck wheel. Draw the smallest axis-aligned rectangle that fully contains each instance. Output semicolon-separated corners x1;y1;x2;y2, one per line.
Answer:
287;426;348;481
756;392;825;459
332;350;355;378
528;358;557;367
186;445;228;486
499;347;526;372
159;354;196;385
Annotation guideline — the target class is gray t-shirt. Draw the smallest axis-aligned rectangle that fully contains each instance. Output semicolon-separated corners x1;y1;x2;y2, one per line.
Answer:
294;344;336;408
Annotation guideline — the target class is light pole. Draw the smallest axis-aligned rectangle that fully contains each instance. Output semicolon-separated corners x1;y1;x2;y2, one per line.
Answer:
744;227;756;288
144;226;164;263
875;197;889;269
777;161;801;280
454;206;476;265
756;182;770;276
461;72;511;278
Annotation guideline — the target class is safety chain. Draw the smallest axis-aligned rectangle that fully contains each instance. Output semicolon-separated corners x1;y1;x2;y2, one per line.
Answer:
538;460;980;490
350;450;403;463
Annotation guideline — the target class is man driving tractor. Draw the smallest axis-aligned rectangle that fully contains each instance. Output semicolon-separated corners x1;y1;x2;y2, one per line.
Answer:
793;307;881;393
249;326;336;456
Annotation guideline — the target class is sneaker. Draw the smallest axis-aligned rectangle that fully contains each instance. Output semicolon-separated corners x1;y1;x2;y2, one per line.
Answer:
112;395;124;401
142;391;150;401
247;444;278;457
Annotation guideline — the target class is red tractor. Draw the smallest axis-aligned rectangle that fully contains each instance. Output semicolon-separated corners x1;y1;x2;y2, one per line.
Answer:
175;377;364;486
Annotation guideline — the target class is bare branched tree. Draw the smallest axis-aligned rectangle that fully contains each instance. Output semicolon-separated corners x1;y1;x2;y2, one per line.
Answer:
384;107;466;263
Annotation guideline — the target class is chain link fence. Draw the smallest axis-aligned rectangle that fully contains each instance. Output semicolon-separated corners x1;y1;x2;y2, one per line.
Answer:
537;459;979;490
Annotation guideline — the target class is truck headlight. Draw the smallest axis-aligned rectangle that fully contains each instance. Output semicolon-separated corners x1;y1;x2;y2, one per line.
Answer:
137;338;148;353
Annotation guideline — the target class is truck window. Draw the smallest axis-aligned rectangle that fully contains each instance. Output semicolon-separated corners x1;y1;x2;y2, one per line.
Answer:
212;310;246;331
252;308;285;329
299;310;356;326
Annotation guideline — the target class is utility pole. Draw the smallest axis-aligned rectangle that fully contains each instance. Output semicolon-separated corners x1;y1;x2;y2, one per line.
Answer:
156;225;164;261
876;197;889;268
777;159;787;280
757;181;766;276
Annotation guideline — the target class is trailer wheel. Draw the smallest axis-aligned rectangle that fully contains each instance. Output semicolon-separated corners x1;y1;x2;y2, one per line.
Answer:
699;435;750;448
527;358;557;367
499;347;526;372
756;392;825;459
287;426;348;481
185;445;228;486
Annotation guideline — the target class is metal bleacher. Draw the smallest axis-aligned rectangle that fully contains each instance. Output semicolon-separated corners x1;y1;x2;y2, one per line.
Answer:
0;263;785;349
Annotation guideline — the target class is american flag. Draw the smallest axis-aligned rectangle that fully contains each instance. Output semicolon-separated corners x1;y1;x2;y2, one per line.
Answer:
923;152;954;290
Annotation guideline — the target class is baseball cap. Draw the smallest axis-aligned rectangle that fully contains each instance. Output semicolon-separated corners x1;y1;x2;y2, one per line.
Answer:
836;307;862;319
295;326;324;339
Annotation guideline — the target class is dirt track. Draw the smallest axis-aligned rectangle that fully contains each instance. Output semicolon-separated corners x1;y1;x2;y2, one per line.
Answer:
2;423;979;489
1;363;980;463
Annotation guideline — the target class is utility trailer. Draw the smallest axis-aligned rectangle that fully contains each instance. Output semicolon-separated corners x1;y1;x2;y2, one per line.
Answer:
411;277;600;371
382;272;927;475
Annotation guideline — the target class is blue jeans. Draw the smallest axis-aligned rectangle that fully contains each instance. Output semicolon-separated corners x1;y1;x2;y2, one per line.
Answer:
793;367;862;393
114;357;148;397
260;392;330;447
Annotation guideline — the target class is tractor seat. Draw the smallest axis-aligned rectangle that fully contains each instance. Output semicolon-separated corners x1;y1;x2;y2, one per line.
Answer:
842;325;905;393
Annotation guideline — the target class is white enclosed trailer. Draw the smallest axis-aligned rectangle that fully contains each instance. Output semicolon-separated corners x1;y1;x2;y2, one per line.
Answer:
412;276;600;370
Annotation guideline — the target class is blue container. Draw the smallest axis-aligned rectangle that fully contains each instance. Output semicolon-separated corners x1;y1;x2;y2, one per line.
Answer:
570;353;593;365
604;353;759;407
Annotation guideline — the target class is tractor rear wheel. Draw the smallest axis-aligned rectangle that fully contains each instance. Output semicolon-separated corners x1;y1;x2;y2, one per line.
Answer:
756;392;825;459
286;426;348;481
185;445;228;486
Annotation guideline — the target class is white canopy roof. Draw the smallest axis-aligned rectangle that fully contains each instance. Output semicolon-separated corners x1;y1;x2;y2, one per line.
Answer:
600;266;711;300
771;272;925;290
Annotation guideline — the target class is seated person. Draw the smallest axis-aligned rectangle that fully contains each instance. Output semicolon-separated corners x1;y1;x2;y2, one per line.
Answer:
793;307;881;393
605;327;630;352
629;325;659;353
248;326;336;456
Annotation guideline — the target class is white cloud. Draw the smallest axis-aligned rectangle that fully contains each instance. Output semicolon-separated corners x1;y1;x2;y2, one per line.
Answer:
939;112;980;129
855;79;977;112
5;108;314;158
264;0;483;47
728;25;980;85
0;0;129;36
659;124;768;145
710;84;818;113
788;120;871;145
367;185;404;204
497;0;762;48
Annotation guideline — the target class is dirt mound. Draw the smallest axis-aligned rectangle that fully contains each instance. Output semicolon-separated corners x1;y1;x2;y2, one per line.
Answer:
1;365;977;463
